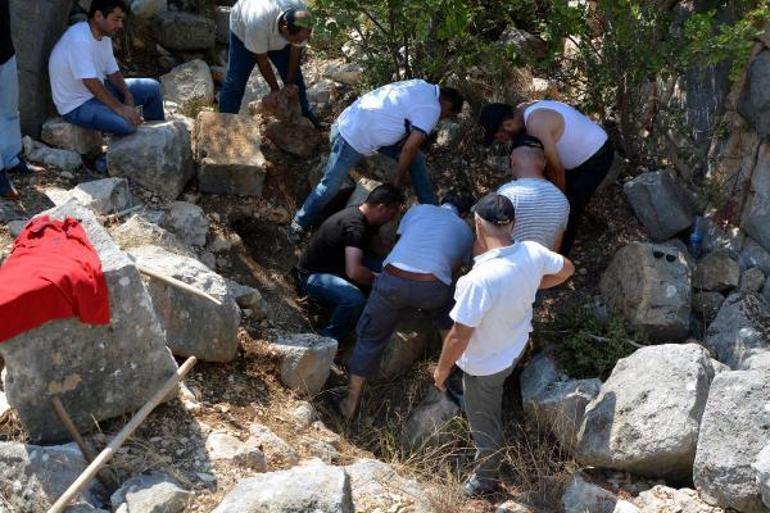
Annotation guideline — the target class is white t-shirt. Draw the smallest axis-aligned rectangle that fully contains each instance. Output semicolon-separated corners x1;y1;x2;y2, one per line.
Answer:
498;178;570;250
49;21;120;115
450;241;565;376
336;79;442;155
230;0;307;54
384;204;474;286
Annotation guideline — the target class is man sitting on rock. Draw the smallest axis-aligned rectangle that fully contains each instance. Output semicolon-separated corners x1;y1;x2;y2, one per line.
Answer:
479;100;614;255
337;193;475;419
288;79;465;243
295;184;403;345
219;0;319;127
497;135;570;251
432;193;574;497
48;0;165;136
0;0;45;199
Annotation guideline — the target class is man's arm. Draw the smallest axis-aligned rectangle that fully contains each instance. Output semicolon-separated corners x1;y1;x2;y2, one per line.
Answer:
284;45;302;95
344;246;376;286
527;112;566;192
106;71;134;106
82;78;141;127
394;130;426;188
255;53;282;107
552;230;565;253
433;322;474;391
539;257;575;289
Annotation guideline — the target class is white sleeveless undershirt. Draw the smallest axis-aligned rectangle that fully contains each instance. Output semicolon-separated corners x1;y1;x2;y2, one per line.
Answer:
523;100;608;170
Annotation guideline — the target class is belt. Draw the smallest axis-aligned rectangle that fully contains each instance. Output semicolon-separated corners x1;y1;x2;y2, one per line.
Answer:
384;264;439;282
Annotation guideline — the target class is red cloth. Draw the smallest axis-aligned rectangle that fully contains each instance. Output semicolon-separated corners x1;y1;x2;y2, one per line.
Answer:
0;216;110;342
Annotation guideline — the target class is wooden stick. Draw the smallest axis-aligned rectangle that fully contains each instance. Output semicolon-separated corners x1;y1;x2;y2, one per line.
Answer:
51;397;117;490
106;204;143;220
137;265;223;306
46;356;197;513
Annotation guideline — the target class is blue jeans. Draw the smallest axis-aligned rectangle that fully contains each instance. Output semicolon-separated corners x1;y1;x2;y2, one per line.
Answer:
219;31;315;124
293;127;437;229
0;56;22;177
63;78;164;135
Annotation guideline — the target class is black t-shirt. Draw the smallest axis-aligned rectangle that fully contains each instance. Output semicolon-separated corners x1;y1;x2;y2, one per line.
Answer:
0;0;14;65
299;206;376;277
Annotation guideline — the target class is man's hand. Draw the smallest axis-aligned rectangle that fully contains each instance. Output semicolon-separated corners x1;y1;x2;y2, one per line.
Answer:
116;105;142;127
123;93;135;107
393;172;408;190
284;84;299;97
263;90;281;109
433;365;450;392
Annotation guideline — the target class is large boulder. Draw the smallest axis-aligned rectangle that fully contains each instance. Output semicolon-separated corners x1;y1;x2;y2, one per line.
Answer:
0;441;103;513
694;369;770;513
576;344;719;479
193;112;267;197
636;486;726;513
264;118;322;157
693;250;741;292
742;141;770;253
109;214;196;259
520;349;601;451
162;201;209;247
110;472;190;513
623;170;695;241
153;12;216;51
24;137;82;171
107;120;194;200
400;387;461;453
374;311;438;382
738;50;770;139
703;293;770;370
160;59;215;108
50;178;134;216
211;464;353;513
10;0;73;136
41;117;104;155
753;444;770;509
128;245;240;363
270;333;337;396
599;242;691;341
0;202;178;443
345;459;435;513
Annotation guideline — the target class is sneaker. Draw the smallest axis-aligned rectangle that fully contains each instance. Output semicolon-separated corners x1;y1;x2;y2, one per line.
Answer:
0;170;18;199
8;160;44;175
287;220;306;244
463;474;498;498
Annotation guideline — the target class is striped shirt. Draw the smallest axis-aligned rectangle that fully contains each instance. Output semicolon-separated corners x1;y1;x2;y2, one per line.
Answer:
498;178;570;250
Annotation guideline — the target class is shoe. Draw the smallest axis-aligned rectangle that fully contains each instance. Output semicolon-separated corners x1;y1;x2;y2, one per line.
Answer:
463;474;498;498
8;159;44;175
287;220;306;244
0;170;18;199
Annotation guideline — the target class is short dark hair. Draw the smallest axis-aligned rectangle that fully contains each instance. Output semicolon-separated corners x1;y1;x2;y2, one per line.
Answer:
479;103;516;146
282;8;313;35
365;184;404;207
89;0;129;18
439;87;465;114
441;191;474;216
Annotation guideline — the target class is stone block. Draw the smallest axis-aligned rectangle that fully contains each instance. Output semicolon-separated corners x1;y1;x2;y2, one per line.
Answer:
53;178;134;216
107;120;194;200
693;250;740;292
246;423;299;466
694;369;770;513
110;472;190;513
599;242;691;341
577;344;718;479
374;311;438;382
703;293;770;370
25;137;82;171
41;117;104;155
322;60;363;85
270;333;337;395
740;267;766;293
738;50;770;139
109;214;197;259
194;112;267;196
753;444;770;509
264;118;322;157
0;202;178;442
742;142;770;254
562;473;619;513
129;245;240;362
205;431;266;470
162;200;209;247
345;459;434;513
623;170;695;241
400;387;460;453
153;12;216;51
160;59;215;108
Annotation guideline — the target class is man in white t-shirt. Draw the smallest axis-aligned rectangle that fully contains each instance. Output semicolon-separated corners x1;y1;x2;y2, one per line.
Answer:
497;135;569;251
433;192;574;497
219;0;318;126
289;79;465;242
49;0;164;136
479;101;615;255
336;193;475;419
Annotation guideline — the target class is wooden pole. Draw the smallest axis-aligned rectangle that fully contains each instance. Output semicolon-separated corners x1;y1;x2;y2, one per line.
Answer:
46;356;197;513
137;265;223;306
50;397;117;490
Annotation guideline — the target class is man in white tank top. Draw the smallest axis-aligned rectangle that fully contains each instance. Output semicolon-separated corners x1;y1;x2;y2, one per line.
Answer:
479;101;615;255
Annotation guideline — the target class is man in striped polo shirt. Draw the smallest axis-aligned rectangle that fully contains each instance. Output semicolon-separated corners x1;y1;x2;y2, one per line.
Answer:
497;136;569;252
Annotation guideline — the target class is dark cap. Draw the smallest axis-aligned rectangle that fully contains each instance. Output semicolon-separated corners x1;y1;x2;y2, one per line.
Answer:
441;190;474;216
479;103;514;147
472;193;515;225
511;134;544;151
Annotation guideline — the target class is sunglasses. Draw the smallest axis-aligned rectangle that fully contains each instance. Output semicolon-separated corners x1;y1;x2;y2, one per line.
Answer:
653;250;676;262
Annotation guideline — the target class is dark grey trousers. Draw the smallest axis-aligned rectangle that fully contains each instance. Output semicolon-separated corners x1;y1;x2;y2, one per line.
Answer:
463;361;517;484
348;272;452;378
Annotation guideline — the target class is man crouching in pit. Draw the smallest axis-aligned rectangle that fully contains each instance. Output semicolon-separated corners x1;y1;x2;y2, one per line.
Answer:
433;193;574;497
336;193;476;419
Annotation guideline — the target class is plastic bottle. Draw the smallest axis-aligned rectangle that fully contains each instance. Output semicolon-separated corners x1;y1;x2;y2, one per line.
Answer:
689;216;704;259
